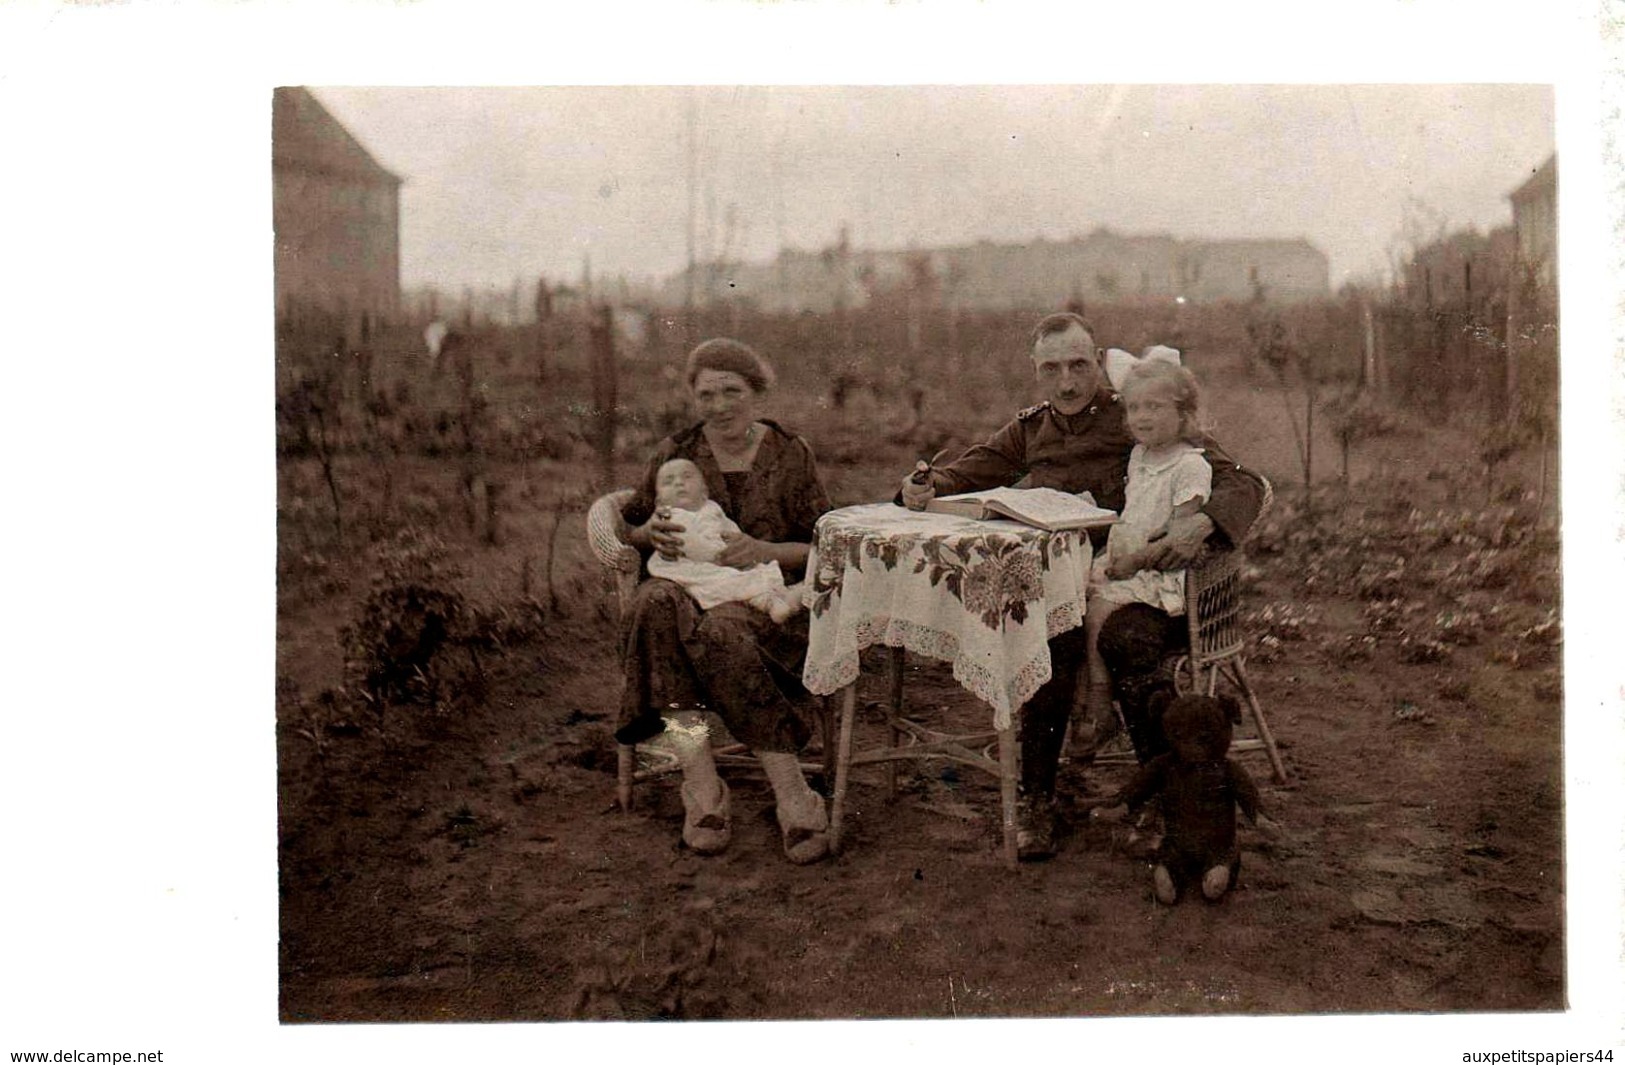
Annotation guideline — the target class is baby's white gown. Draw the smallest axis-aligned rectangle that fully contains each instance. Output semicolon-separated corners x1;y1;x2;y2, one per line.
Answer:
647;500;789;610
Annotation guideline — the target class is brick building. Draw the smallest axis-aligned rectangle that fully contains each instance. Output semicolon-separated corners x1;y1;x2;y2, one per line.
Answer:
272;87;402;334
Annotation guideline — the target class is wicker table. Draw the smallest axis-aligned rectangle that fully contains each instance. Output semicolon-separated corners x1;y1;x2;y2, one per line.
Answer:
801;503;1095;867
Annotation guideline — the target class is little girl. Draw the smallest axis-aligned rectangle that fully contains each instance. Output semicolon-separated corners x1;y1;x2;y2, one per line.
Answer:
646;457;805;623
1083;357;1213;735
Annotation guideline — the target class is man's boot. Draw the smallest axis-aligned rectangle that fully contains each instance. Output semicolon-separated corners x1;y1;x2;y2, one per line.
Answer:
1016;793;1059;862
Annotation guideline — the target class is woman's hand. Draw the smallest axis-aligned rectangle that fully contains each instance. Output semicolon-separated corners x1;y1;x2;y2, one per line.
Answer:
633;507;687;561
716;529;770;569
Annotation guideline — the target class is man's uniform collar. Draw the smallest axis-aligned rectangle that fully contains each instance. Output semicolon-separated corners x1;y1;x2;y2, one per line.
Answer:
1025;388;1120;422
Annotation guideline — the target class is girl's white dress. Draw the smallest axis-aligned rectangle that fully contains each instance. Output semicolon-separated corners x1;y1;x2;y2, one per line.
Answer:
1091;443;1213;615
647;500;789;610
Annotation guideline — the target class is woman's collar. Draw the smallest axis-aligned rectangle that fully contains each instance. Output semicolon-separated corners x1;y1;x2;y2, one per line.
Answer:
683;417;788;442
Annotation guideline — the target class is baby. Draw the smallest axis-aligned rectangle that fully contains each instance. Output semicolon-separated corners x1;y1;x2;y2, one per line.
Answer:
646;458;804;623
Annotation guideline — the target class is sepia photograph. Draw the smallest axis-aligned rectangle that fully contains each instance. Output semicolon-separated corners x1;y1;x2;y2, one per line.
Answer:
4;3;1621;1063
273;84;1563;1019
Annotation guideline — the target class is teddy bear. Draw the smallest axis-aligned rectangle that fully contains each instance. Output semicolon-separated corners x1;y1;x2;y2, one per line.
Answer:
1092;690;1276;905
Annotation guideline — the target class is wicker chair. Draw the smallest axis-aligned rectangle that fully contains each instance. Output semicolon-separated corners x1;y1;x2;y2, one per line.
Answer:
586;489;643;619
1172;547;1288;783
1096;475;1287;783
584;489;831;811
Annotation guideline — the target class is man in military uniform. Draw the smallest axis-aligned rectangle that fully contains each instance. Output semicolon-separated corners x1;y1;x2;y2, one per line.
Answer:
899;312;1265;860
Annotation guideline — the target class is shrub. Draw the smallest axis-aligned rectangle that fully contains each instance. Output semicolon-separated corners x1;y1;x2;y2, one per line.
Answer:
340;529;478;715
1321;389;1399;484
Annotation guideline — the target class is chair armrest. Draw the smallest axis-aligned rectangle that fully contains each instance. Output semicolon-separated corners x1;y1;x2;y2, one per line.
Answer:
586;488;642;575
1244;474;1275;543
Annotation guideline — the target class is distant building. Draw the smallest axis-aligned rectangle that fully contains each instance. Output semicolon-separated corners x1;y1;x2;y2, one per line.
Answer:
1504;153;1558;421
273;87;402;330
1401;226;1517;310
658;229;1329;312
1508;154;1557;289
1175;238;1330;303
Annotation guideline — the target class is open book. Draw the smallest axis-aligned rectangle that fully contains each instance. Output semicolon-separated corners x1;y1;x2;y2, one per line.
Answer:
925;486;1119;532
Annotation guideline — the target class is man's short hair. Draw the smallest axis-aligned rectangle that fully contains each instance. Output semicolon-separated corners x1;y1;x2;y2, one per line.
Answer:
1030;311;1096;348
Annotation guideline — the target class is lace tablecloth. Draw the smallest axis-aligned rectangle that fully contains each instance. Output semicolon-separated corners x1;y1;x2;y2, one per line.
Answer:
802;503;1093;731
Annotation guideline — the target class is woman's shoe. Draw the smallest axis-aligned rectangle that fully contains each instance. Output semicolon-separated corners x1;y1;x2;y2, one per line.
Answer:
758;750;830;864
1153;864;1179;905
680;777;732;855
777;796;831;865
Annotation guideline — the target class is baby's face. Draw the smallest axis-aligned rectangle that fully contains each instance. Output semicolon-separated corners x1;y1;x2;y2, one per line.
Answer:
655;460;708;511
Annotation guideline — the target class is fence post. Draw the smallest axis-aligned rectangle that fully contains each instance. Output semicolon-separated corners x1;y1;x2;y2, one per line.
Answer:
1361;298;1378;394
452;336;481;534
1505;271;1522;418
588;304;619;493
533;277;552;382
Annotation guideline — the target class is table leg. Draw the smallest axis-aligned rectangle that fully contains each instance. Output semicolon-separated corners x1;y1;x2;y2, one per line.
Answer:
998;722;1018;869
820;694;836;789
886;647;905;797
616;745;634;812
829;684;858;855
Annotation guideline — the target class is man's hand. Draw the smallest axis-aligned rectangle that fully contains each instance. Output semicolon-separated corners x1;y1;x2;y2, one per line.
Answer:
1104;551;1140;581
716;529;770;569
900;473;936;511
1142;512;1213;570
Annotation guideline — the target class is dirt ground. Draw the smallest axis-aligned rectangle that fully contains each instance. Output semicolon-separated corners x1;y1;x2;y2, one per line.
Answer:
276;392;1564;1021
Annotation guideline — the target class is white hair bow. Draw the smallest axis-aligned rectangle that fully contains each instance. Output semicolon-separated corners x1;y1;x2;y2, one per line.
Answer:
1103;344;1182;392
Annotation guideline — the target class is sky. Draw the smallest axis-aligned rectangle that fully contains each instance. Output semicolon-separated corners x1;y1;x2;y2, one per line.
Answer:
313;83;1554;294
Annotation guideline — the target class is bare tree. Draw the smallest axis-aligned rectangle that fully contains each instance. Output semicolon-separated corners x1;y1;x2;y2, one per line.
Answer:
1248;314;1317;508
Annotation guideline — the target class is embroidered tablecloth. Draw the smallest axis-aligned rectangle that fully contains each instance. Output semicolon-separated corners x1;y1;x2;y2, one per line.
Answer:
802;503;1093;731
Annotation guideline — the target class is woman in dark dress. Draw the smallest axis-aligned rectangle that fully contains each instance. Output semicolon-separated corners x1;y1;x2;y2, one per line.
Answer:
618;338;833;863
